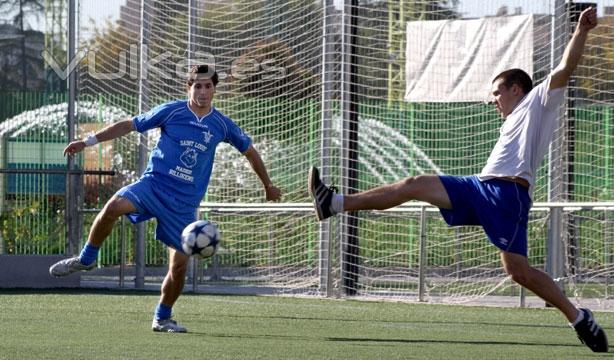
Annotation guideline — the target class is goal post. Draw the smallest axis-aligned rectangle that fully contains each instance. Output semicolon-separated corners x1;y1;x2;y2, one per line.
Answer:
196;201;614;303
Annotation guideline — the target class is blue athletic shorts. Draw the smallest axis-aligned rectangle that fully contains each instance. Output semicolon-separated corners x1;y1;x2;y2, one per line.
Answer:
116;177;196;252
438;175;531;256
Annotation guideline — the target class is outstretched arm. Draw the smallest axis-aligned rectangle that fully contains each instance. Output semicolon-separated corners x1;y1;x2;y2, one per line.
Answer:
549;6;598;90
243;144;282;201
63;118;135;156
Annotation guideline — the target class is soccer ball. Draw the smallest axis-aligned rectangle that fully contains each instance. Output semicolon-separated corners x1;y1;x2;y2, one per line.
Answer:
181;220;220;258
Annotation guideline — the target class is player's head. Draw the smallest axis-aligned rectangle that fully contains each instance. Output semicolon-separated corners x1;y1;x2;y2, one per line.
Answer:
490;69;533;118
187;65;218;110
187;64;219;87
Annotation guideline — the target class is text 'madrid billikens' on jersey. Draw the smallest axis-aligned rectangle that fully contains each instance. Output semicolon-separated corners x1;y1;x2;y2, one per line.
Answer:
132;100;252;207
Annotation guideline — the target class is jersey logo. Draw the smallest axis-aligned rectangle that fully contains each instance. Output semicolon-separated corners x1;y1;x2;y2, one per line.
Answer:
203;130;213;144
180;148;199;168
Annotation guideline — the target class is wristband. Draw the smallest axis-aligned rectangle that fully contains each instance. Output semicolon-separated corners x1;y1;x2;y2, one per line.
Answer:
83;134;99;147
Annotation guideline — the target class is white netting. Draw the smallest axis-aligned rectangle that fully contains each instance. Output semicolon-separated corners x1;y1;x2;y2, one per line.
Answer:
71;0;614;306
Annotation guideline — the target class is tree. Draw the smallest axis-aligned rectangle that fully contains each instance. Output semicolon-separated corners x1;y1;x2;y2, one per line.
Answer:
577;15;614;104
0;25;44;90
79;18;139;107
0;0;44;90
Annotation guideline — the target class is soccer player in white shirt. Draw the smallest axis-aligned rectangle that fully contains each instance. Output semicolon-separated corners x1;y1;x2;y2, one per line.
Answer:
309;7;607;352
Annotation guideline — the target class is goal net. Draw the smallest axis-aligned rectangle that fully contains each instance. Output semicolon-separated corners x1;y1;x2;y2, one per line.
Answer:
72;0;614;306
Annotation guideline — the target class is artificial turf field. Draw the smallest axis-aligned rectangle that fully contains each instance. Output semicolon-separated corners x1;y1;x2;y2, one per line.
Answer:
0;289;612;359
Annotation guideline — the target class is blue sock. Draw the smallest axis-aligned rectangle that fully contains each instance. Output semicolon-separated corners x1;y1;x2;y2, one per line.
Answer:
79;243;100;266
155;303;172;321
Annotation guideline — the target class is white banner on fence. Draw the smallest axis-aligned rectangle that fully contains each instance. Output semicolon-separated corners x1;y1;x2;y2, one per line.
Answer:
405;14;533;103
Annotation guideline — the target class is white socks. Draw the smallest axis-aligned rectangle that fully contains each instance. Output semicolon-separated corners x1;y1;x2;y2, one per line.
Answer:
331;194;344;214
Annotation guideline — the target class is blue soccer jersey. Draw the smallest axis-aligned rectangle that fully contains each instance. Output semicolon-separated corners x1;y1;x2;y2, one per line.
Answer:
132;100;252;207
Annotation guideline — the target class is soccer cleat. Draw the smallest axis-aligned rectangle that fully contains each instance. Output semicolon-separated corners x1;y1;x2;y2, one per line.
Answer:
152;318;187;333
573;308;608;352
308;166;338;221
49;256;95;277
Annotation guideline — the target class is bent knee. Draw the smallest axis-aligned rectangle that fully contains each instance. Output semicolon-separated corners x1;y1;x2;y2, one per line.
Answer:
401;176;419;186
399;176;419;194
398;175;451;209
100;197;133;219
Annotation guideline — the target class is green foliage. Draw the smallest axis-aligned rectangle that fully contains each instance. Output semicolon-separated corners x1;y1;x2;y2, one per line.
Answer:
80;18;140;99
0;197;64;254
578;16;614;103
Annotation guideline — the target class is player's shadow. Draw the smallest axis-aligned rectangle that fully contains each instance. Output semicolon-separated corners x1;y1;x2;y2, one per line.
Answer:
184;331;592;349
206;312;578;330
324;336;585;348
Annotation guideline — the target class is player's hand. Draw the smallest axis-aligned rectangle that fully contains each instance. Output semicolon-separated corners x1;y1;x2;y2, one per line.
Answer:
577;6;597;33
63;140;86;156
265;184;282;202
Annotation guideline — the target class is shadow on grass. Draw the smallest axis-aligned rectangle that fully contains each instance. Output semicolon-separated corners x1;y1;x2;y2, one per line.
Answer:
3;289;611;334
181;331;589;349
200;312;582;331
0;288;160;296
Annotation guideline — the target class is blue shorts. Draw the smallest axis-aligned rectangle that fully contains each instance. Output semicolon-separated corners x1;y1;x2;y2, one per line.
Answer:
438;175;531;256
116;177;196;252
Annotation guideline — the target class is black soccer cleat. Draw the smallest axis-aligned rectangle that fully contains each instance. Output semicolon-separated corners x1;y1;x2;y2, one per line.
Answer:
308;166;338;221
573;308;608;352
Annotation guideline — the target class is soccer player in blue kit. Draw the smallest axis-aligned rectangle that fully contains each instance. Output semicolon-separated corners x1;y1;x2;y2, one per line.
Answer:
309;7;608;352
50;65;282;333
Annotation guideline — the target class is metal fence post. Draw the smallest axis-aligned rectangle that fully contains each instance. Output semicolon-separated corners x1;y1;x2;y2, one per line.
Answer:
319;0;335;298
546;0;568;291
191;257;198;293
418;206;427;302
135;0;152;289
547;207;565;288
605;210;612;299
65;0;79;255
340;0;360;297
119;216;125;288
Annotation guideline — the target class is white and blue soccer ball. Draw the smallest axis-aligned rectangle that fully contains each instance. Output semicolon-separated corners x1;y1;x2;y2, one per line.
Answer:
181;220;220;258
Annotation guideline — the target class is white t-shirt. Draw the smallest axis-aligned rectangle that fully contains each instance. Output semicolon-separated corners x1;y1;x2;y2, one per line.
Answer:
478;76;565;191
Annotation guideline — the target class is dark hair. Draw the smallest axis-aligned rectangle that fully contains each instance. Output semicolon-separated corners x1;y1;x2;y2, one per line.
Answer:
492;68;533;94
187;64;219;87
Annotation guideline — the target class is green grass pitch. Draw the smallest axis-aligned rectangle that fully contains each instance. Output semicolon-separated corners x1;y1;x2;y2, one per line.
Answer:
0;289;611;359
